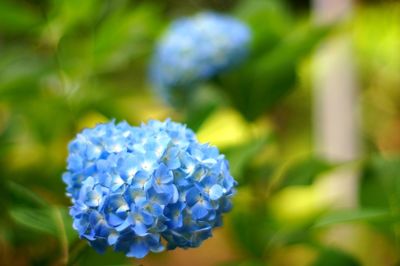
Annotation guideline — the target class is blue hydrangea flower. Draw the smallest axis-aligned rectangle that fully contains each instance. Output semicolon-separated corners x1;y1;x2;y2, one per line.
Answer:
149;12;251;101
63;119;237;258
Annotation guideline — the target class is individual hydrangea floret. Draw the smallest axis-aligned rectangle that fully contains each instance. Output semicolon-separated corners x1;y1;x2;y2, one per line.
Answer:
63;119;237;258
149;12;251;100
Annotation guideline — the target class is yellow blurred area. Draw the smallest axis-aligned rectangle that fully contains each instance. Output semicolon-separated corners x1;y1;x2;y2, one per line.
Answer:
196;107;271;148
233;186;257;209
76;111;109;131
8;136;45;170
116;94;173;123
76;96;172;131
270;185;329;226
270;244;317;266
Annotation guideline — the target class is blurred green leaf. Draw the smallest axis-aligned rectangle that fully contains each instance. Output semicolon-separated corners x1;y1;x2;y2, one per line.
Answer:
224;135;272;181
0;0;42;34
71;246;130;266
0;49;49;101
6;181;77;243
220;23;332;120
220;260;266;266
358;155;400;240
231;208;274;258
186;101;219;133
93;3;162;72
10;207;60;236
47;0;100;40
360;155;400;209
313;209;391;228
10;206;77;243
235;0;292;53
10;206;77;265
184;85;225;131
312;248;361;266
6;181;47;208
277;157;335;188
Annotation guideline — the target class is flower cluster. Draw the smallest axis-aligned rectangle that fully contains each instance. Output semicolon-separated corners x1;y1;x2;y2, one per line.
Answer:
63;119;237;258
149;12;251;100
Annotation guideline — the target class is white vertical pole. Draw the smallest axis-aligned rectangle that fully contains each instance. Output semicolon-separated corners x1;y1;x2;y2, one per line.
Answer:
312;0;359;208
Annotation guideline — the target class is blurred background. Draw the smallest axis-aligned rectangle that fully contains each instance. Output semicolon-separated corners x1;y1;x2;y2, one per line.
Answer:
0;0;399;265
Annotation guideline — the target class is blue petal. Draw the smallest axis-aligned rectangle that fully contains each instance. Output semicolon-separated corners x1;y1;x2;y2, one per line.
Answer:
85;190;102;207
127;239;149;259
104;194;129;217
191;202;208;219
192;167;206;182
167;213;183;229
148;188;171;205
141;201;163;217
62;172;71;184
107;231;119;245
115;219;130;232
94;221;110;238
138;154;158;173
133;221;148;236
163;147;181;169
104;135;125;153
186;187;200;206
107;213;125;226
180;153;197;175
131;170;151;189
146;234;165;253
171;184;179;203
200;175;217;187
141;211;154;226
125;187;146;205
155;163;173;184
86;143;102;160
209;184;224;200
118;156;138;181
67;154;83;172
89;239;108;254
89;210;102;226
153;183;175;195
95;159;109;172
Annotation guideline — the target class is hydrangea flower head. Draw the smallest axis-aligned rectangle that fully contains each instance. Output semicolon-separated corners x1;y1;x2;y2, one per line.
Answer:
63;119;237;258
150;12;251;100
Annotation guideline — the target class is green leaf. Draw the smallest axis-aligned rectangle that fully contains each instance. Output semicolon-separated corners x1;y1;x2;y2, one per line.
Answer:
10;208;59;236
186;101;218;133
0;1;42;34
71;246;129;266
220;260;266;266
0;49;49;101
220;23;332;120
9;205;78;266
313;209;391;228
358;155;400;239
184;86;224;132
359;155;400;209
6;181;47;208
47;0;100;39
93;3;162;72
234;0;292;54
277;157;335;188
312;248;361;266
231;208;275;258
10;206;73;265
224;135;272;181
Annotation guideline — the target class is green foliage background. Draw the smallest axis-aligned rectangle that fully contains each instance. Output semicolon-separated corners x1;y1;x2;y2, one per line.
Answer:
0;0;399;265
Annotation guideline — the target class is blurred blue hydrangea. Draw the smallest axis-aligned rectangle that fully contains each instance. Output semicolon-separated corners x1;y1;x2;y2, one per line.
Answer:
63;119;237;258
149;12;251;101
